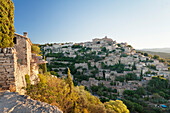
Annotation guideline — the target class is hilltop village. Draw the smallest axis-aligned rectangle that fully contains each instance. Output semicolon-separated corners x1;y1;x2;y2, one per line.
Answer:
41;36;170;97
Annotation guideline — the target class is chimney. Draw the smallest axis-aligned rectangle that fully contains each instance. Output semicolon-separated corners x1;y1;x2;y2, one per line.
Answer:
23;32;27;37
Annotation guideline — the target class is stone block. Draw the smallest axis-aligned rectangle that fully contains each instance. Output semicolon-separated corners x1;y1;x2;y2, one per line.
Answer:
2;63;13;66
0;58;7;60
0;60;6;63
5;53;13;56
4;66;10;69
7;74;14;78
5;60;11;63
0;68;6;72
0;53;4;57
6;68;14;72
0;81;5;84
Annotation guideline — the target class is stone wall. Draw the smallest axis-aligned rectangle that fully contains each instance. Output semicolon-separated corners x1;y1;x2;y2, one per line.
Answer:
0;48;16;90
0;48;28;94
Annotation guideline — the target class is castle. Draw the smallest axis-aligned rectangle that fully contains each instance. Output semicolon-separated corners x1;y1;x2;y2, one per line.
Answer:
0;32;47;94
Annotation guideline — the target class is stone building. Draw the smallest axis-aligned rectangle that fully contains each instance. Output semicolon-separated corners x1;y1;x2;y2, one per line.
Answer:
0;32;47;94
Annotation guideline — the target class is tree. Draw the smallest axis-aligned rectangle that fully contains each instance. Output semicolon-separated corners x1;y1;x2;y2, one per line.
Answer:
125;73;137;81
66;68;74;94
133;103;143;113
0;0;15;48
42;56;47;74
140;70;143;80
123;90;135;96
153;55;160;60
31;44;41;55
104;100;129;113
136;87;146;96
144;53;149;56
123;99;134;112
132;63;137;70
101;47;107;52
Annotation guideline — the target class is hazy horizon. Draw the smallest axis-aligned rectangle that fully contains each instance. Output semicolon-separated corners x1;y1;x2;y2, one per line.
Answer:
13;0;170;49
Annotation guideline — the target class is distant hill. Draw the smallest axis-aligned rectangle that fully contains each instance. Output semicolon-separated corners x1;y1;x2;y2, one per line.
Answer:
140;48;170;53
137;50;170;59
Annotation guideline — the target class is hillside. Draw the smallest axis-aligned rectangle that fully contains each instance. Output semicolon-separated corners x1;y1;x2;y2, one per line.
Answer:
41;37;170;113
0;91;63;113
140;48;170;54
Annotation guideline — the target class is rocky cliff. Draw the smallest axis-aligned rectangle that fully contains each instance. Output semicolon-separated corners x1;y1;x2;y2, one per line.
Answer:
0;91;63;113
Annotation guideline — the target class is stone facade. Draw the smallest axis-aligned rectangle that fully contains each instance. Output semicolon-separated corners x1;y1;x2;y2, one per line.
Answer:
0;32;47;94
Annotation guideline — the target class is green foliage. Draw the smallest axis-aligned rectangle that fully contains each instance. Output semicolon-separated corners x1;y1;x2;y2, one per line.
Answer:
120;53;128;57
122;99;134;112
71;44;82;49
125;73;138;81
25;74;31;92
153;55;160;60
117;44;121;47
90;84;115;99
132;63;137;70
127;45;132;48
65;68;74;94
101;47;107;52
159;58;166;63
25;71;129;113
41;56;47;74
0;0;15;48
144;53;149;56
123;90;135;96
104;100;129;113
147;64;157;70
50;71;59;77
115;76;125;82
147;77;169;91
31;44;41;55
136;87;146;96
133;103;143;113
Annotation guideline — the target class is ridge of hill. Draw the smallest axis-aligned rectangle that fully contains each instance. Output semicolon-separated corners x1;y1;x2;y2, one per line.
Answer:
140;48;170;53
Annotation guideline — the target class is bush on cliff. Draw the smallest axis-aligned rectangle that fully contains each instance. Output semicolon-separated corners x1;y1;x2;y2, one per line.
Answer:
25;69;129;113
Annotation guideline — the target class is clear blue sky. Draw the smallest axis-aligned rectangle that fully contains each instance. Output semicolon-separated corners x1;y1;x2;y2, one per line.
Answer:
13;0;170;49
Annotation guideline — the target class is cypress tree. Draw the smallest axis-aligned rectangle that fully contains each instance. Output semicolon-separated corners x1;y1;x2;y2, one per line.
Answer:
66;68;74;94
0;0;15;48
42;56;47;74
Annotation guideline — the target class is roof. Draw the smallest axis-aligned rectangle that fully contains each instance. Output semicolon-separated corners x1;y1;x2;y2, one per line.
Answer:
14;33;32;45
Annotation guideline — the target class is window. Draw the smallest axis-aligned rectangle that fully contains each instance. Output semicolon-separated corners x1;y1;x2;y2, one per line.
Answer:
13;37;17;44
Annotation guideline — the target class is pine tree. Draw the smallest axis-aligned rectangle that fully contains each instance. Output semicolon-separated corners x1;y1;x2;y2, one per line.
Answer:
0;0;15;48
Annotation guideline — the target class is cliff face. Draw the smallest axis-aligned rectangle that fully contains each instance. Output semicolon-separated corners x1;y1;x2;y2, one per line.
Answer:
0;91;63;113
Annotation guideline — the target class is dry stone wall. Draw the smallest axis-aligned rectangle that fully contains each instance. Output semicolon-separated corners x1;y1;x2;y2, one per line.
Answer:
0;48;28;94
0;48;16;90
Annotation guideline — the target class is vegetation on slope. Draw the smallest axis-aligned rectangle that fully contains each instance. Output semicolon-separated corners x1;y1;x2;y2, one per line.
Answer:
123;77;169;113
25;69;129;113
0;0;15;48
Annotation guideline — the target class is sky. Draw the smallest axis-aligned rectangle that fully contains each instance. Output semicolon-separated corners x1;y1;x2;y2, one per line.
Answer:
13;0;170;49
